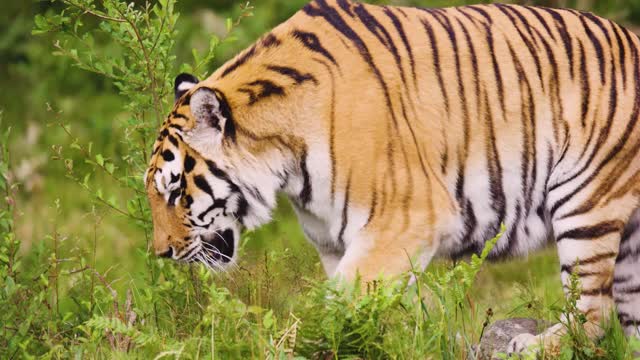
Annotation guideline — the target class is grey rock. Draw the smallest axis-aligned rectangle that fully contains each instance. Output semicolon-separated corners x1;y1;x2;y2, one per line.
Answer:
468;318;549;360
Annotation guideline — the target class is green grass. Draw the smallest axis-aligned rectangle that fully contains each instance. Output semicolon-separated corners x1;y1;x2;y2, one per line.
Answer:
3;193;640;358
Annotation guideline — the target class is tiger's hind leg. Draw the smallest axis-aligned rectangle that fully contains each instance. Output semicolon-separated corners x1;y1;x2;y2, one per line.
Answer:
509;194;636;355
614;208;640;337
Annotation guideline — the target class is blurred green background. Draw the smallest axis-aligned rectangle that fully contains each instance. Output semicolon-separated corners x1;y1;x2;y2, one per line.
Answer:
4;0;640;319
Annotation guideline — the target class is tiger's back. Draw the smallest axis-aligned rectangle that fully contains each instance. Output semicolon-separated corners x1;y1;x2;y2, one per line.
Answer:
273;2;640;258
146;0;640;352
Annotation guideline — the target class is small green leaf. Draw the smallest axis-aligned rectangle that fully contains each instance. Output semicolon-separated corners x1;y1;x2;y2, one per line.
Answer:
95;154;104;166
108;196;117;207
262;310;274;329
226;18;233;33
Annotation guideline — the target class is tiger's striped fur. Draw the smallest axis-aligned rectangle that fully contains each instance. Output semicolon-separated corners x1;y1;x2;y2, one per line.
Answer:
145;0;640;353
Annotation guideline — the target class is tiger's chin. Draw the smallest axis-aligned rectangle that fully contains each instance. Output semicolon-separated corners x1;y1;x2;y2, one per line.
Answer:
192;228;238;271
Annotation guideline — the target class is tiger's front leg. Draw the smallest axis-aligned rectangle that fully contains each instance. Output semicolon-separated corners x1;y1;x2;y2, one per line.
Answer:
332;219;440;285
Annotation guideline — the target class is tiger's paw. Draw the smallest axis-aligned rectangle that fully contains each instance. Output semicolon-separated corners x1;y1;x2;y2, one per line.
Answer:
507;333;540;358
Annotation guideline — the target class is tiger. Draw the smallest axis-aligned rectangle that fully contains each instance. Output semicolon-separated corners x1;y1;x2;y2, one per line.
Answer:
144;0;640;354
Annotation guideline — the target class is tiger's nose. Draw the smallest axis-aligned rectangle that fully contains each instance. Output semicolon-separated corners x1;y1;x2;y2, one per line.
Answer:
157;246;174;258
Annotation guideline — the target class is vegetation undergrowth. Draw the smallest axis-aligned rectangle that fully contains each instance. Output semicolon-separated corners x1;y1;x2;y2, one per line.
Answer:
0;0;639;358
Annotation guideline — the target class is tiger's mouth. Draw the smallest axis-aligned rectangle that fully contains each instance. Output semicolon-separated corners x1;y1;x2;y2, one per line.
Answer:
200;229;235;264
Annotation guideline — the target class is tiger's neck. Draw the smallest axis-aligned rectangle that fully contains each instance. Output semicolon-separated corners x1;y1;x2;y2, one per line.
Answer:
196;23;339;232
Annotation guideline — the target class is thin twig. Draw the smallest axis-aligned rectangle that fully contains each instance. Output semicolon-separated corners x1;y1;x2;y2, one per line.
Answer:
63;0;128;23
113;5;164;125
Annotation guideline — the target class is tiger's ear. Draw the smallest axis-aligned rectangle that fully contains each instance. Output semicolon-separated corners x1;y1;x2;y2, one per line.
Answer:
174;73;199;101
189;87;235;140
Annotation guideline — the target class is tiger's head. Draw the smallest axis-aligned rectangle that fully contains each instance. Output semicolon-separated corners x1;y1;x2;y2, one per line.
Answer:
145;29;322;270
144;73;267;269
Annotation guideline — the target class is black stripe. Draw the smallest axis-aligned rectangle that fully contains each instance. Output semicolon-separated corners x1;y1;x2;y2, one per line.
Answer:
615;284;640;295
560;251;617;273
609;20;627;90
496;4;539;45
422;19;449;113
578;119;596;163
617;312;640;326
247;184;268;206
483;23;506;119
618;221;640;263
337;172;351;246
167;135;179;147
579;41;590;126
242;80;285;105
496;5;544;90
237;88;257;104
181;243;201;261
484;91;506;232
185;195;194;208
465;5;493;24
461;199;477;244
292;30;337;66
522;6;556;41
167;190;180;206
455;18;476;163
504;202;522;256
353;3;407;86
581;11;612;47
621;218;639;244
450;195;480;258
205;161;237;191
235;196;249;223
580;284;612;296
541;8;574;79
180;174;186;191
337;0;353;16
221;45;256;78
299;149;312;206
261;33;281;48
425;11;460;106
184;154;196;173
197;198;227;221
613;274;632;284
161;149;175;162
383;6;418;90
266;65;318;85
538;145;554;223
314;59;338;203
508;43;532;227
579;16;605;85
556;221;623;242
193;175;214;197
169;172;180;184
616;246;639;264
170;112;189;121
367;181;377;226
455;152;465;203
212;89;236;142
